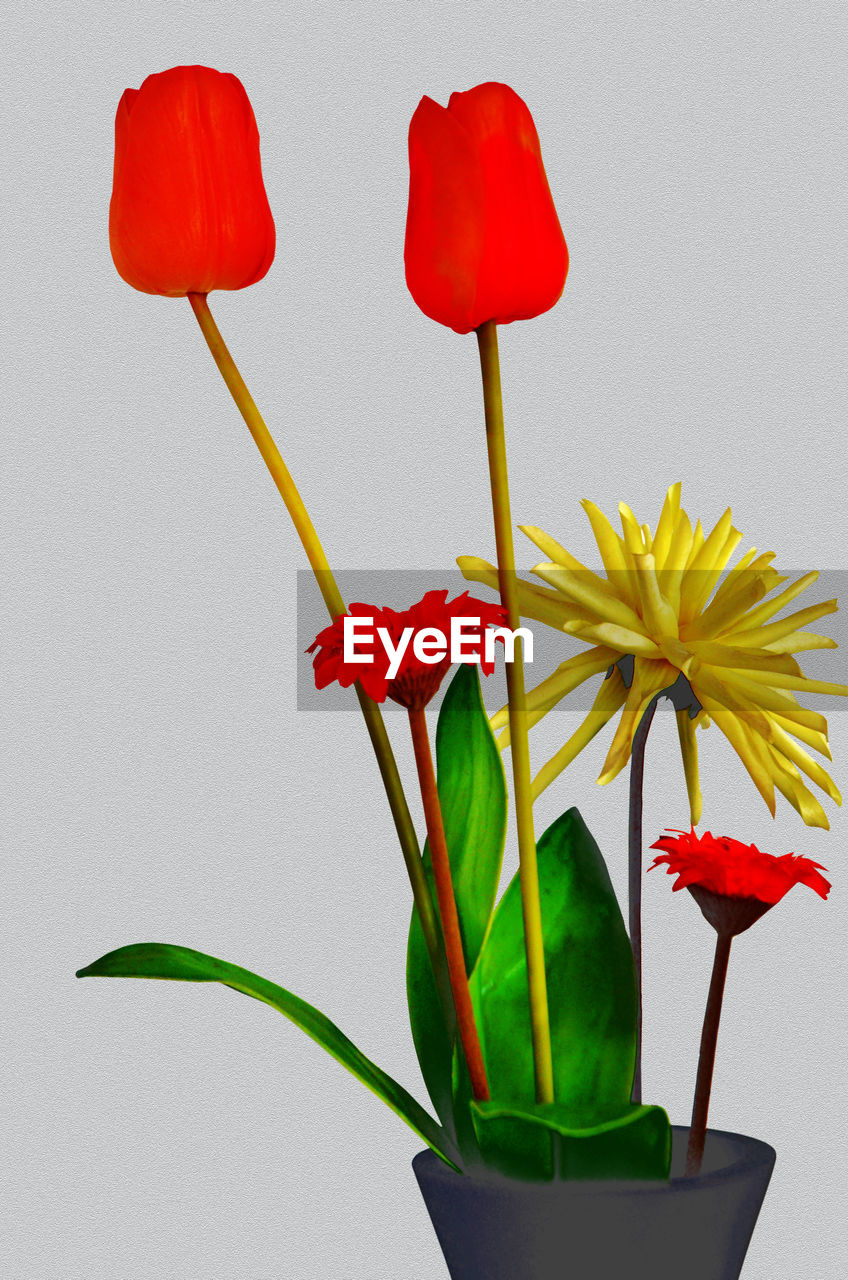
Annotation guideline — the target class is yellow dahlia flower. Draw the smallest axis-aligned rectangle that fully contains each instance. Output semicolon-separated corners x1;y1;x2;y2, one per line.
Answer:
459;483;847;829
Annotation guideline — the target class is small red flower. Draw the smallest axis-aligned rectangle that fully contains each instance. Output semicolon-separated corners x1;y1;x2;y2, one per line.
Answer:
307;590;508;710
649;828;830;904
404;82;568;334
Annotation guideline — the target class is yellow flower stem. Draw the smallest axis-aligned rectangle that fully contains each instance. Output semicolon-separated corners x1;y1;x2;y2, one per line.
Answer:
628;696;658;1105
476;320;554;1105
186;292;444;984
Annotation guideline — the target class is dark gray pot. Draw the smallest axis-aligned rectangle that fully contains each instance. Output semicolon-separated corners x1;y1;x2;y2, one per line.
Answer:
413;1126;775;1280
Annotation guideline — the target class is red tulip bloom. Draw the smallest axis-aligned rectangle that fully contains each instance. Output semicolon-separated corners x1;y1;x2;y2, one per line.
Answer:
110;65;276;297
308;589;508;710
650;828;830;905
405;82;568;334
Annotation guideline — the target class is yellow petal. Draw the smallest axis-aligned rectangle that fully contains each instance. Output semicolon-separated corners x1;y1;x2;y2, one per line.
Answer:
681;514;742;624
510;589;589;631
579;501;640;611
676;708;702;825
659;636;697;671
663;510;694;613
666;510;694;573
598;658;677;784
710;546;759;599
685;641;801;676
524;648;616;714
492;653;616;741
651;483;682;571
533;564;647;634
518;527;615;595
718;670;828;734
495;694;568;748
619;502;646;555
764;631;838;654
688;508;733;573
697;693;776;815
767;721;842;804
768;752;830;828
685;520;706;569
727;667;848;698
682;573;769;641
769;711;832;759
724;598;838;649
563;619;661;656
733;571;820;632
686;665;773;739
632;551;679;638
457;557;587;630
531;671;628;799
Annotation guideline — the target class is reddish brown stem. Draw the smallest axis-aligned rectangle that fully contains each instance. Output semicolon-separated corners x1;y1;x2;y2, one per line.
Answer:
686;930;733;1176
408;705;490;1102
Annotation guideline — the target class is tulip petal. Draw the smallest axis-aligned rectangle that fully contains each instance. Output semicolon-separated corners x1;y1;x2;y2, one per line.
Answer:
447;83;568;328
404;96;486;334
110;65;275;297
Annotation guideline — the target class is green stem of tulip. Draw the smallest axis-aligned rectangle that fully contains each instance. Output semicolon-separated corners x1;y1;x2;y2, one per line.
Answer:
476;320;554;1106
186;292;445;996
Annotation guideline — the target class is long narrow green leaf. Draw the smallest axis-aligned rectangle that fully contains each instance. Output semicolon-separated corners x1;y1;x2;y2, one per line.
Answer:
77;942;459;1169
406;663;507;1145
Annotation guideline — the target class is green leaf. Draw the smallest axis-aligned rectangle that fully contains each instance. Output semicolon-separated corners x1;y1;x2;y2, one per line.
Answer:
406;663;507;1144
471;807;638;1121
77;942;459;1170
471;1100;672;1181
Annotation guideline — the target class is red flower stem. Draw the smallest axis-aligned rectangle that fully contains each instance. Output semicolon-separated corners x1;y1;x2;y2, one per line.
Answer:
686;930;733;1176
476;320;554;1105
629;696;658;1104
185;293;446;1000
408;705;490;1102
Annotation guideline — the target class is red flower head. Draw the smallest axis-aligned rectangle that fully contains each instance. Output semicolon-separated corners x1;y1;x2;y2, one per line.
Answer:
650;828;830;935
110;65;276;297
308;590;508;711
405;82;568;335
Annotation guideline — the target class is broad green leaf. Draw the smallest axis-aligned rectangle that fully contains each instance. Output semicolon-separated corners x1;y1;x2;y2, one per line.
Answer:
406;663;507;1143
471;1100;672;1181
77;942;459;1170
471;807;637;1121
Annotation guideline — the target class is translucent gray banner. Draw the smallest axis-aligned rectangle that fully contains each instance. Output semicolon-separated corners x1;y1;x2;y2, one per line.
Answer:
295;568;848;718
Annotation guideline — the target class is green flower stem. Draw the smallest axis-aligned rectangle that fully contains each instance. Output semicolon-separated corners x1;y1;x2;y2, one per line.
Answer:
408;705;490;1102
686;930;733;1176
186;292;444;990
629;696;658;1104
475;320;554;1105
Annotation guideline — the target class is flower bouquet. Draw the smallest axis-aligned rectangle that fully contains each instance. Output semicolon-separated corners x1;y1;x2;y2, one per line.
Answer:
78;66;844;1279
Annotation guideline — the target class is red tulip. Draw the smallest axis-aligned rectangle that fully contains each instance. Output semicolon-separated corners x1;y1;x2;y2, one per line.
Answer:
404;82;568;335
109;65;276;297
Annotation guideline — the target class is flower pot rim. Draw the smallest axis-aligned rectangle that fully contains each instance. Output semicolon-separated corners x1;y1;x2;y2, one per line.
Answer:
413;1124;776;1199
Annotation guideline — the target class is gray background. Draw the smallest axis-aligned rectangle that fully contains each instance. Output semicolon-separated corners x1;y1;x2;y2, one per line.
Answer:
3;2;847;1276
